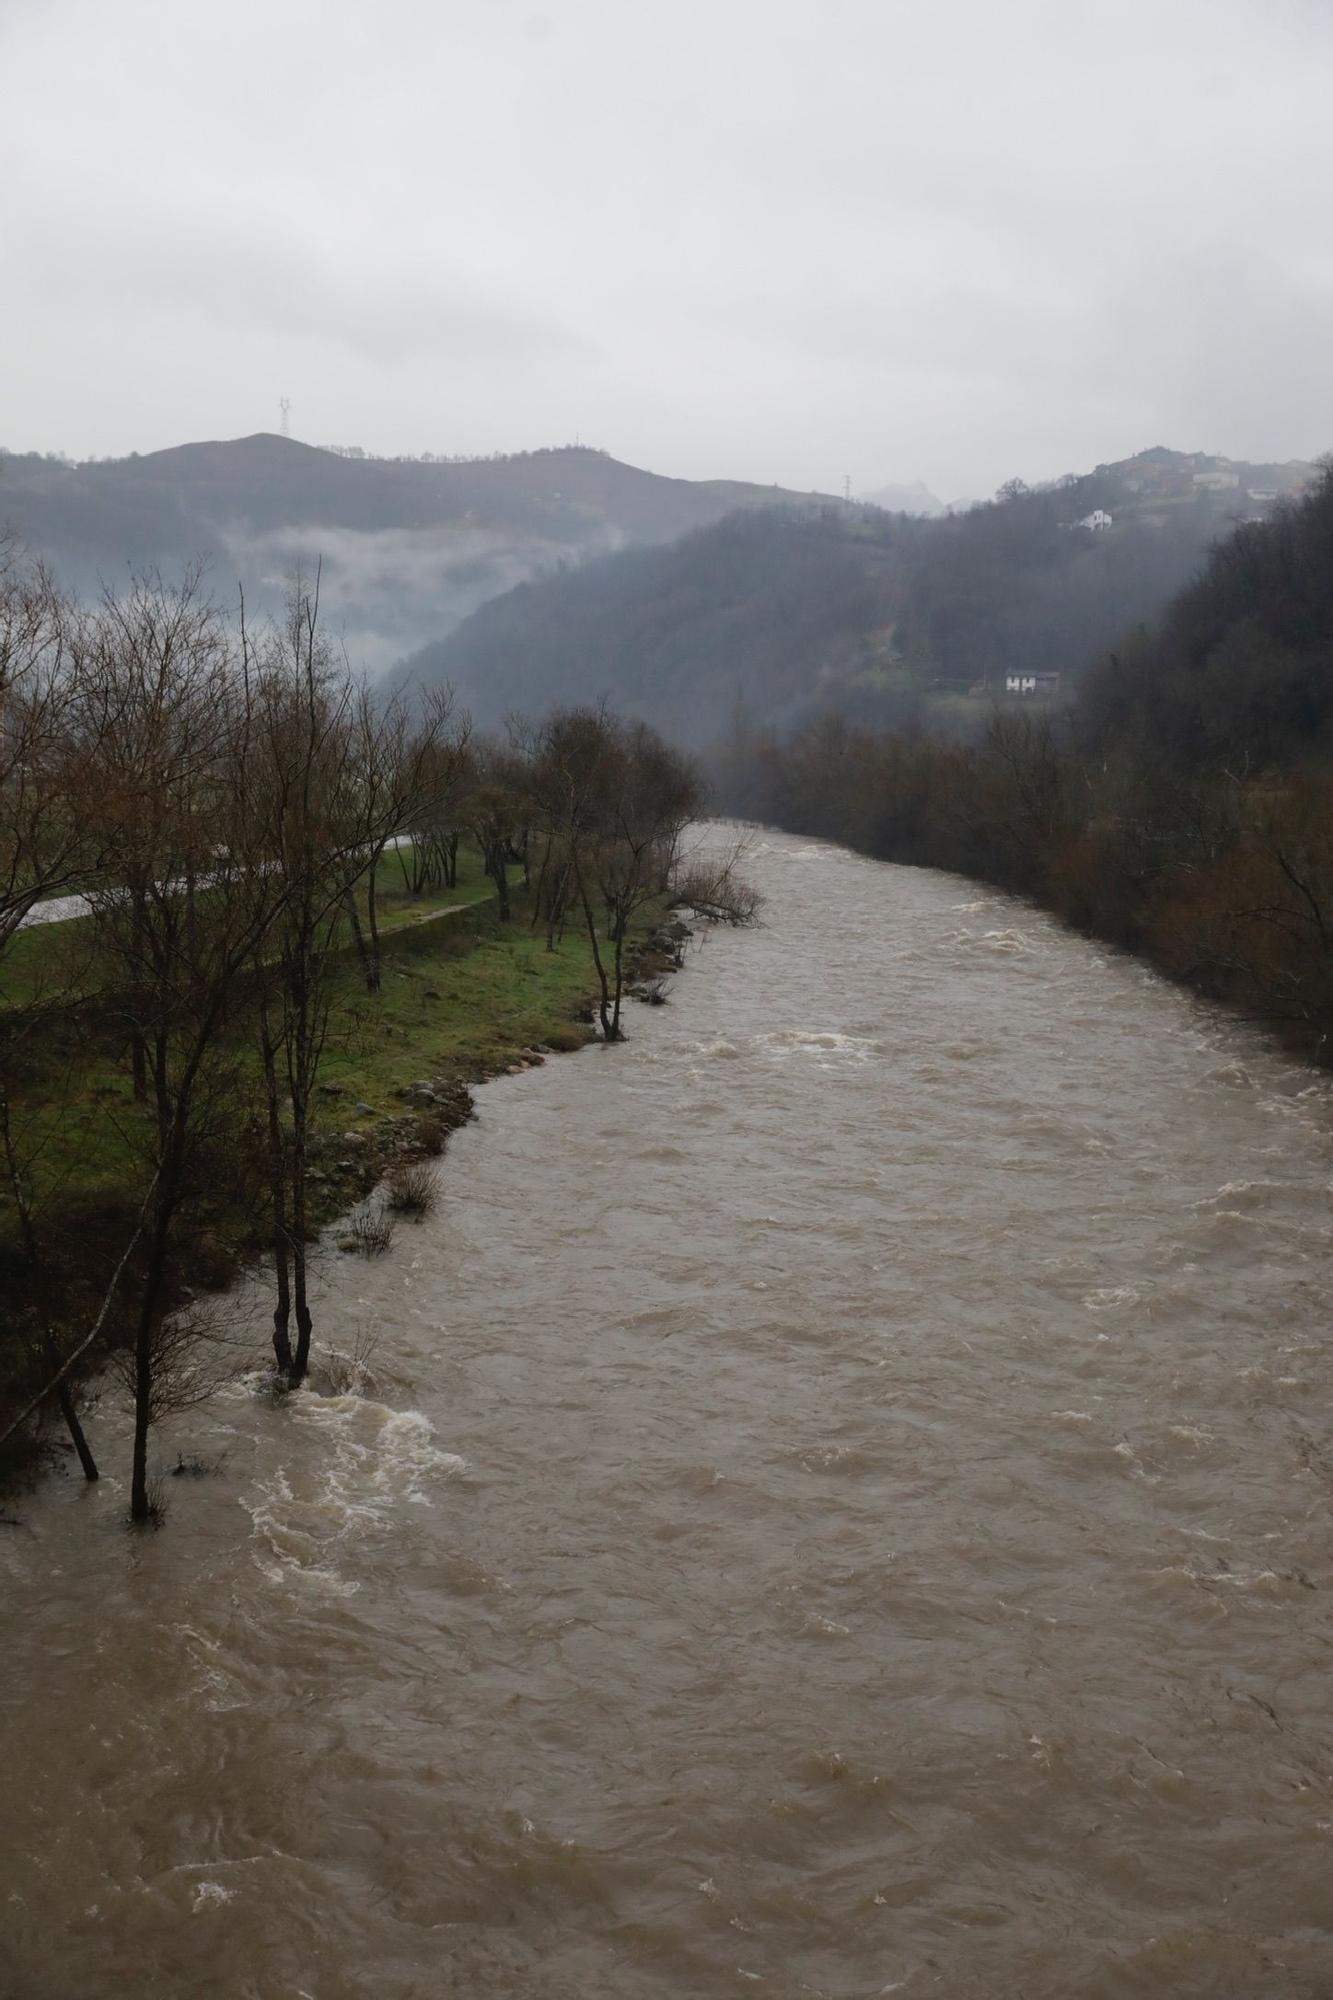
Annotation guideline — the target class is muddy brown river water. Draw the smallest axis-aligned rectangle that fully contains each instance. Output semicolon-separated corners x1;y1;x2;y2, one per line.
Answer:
4;829;1333;1997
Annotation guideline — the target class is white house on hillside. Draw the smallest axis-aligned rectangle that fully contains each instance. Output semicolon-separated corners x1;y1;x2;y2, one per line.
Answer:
1077;508;1113;531
1004;671;1062;697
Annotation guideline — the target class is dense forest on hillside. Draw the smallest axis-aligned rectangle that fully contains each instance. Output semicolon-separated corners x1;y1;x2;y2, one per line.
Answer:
0;435;825;670
725;464;1333;1056
401;448;1314;746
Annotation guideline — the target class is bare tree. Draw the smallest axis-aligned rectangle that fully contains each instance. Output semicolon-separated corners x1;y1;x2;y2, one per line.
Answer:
346;680;460;991
0;548;116;1474
80;570;288;1521
251;584;464;1381
0;545;101;954
672;834;764;926
247;574;362;1379
394;707;473;895
532;708;702;1039
0;1078;100;1480
462;739;530;923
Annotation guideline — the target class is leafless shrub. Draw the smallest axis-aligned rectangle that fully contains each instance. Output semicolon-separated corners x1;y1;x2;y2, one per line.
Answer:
414;1112;447;1155
111;1294;240;1427
349;1200;396;1256
171;1449;228;1479
320;1322;381;1395
387;1160;440;1218
671;845;763;925
637;976;670;1005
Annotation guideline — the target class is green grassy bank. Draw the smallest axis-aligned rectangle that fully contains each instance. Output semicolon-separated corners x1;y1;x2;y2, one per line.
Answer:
0;851;677;1467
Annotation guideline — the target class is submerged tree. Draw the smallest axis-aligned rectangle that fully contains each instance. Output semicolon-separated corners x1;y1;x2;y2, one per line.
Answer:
251;578;466;1380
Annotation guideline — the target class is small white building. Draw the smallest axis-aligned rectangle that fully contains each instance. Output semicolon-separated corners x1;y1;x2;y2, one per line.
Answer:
1077;508;1113;531
1004;671;1062;698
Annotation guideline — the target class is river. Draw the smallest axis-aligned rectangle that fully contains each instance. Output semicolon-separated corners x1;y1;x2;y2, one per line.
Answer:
4;828;1333;1998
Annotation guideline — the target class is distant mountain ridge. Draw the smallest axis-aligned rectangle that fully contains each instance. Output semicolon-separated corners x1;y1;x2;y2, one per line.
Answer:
859;479;945;516
390;443;1324;747
0;433;832;668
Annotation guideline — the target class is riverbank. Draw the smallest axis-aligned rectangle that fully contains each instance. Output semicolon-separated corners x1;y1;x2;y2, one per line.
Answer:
726;760;1333;1075
0;871;685;1481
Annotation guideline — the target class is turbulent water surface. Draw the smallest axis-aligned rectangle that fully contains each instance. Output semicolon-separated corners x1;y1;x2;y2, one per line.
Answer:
5;830;1333;1997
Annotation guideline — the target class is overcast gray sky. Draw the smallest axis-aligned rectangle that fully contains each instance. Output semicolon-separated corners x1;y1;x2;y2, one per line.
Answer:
3;0;1331;497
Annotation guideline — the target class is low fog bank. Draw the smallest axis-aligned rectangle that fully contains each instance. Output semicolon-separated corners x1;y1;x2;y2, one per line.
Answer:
214;520;627;673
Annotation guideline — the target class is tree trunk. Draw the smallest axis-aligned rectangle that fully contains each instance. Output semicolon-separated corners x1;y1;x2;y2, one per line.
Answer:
289;1041;314;1382
342;889;369;979
130;1200;172;1524
131;1028;147;1102
576;871;615;1039
291;1187;313;1383
365;850;382;991
54;1374;99;1482
130;1370;152;1522
1;1091;101;1481
611;918;626;1039
530;837;551;935
131;1057;185;1524
259;1014;293;1375
129;890;150;1100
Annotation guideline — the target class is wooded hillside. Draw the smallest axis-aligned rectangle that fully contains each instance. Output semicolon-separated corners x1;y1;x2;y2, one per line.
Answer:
728;464;1333;1059
0;434;828;671
399;447;1317;745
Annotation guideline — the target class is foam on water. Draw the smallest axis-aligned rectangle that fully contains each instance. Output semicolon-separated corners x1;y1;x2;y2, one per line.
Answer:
190;1883;235;1913
759;1028;879;1063
242;1378;466;1590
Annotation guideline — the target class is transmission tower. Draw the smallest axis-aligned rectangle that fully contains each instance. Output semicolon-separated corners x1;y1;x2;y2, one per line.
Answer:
279;396;291;439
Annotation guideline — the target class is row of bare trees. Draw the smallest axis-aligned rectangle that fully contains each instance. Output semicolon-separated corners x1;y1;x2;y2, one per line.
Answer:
0;559;468;1517
1;554;748;1522
390;700;740;1040
730;701;1333;1059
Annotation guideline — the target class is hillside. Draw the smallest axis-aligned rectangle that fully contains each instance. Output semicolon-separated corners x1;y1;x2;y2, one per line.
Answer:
393;446;1322;746
0;434;829;668
731;462;1333;1058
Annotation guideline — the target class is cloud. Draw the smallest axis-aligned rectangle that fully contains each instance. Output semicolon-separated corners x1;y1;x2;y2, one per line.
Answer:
11;198;593;368
4;0;1333;491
